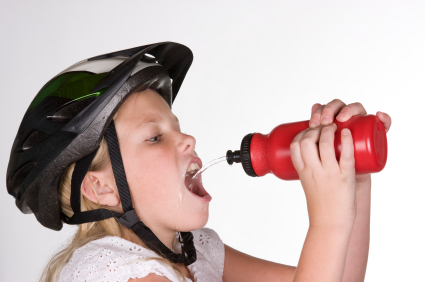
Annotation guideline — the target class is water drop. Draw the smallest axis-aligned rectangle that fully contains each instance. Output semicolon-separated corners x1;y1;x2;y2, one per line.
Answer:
173;189;184;231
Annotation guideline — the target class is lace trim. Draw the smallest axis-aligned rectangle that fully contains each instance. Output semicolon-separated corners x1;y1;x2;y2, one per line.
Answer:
59;228;224;282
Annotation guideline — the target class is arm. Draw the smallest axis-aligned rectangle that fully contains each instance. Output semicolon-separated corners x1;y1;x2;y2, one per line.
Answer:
341;111;391;282
342;176;371;282
294;224;354;281
223;244;296;282
290;122;357;282
309;102;392;282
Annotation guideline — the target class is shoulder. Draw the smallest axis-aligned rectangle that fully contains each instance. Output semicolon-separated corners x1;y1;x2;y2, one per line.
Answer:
192;227;224;254
189;227;225;278
193;227;223;242
58;236;181;282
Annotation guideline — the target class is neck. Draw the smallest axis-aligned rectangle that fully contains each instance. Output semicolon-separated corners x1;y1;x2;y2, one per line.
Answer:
122;225;177;252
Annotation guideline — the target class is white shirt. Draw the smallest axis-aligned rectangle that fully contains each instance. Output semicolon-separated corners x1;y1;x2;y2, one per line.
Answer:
59;228;225;282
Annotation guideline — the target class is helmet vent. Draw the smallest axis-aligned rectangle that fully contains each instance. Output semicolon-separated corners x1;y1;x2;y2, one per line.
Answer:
142;53;162;64
48;96;97;123
21;131;49;151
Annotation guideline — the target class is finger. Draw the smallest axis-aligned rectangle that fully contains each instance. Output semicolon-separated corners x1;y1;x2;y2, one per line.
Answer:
310;104;325;128
300;127;323;169
318;123;338;169
320;99;346;125
311;103;322;116
290;129;309;171
376;111;392;133
335;102;367;122
339;128;355;176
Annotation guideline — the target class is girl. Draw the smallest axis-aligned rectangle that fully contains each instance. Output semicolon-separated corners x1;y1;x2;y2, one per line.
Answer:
6;42;391;282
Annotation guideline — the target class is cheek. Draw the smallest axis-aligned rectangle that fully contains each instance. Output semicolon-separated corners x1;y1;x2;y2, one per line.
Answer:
123;150;183;216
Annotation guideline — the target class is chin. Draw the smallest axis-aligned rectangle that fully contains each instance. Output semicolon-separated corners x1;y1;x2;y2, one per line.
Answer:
178;207;210;232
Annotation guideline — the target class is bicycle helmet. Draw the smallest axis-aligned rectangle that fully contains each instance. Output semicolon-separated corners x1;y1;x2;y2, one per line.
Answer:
6;41;197;265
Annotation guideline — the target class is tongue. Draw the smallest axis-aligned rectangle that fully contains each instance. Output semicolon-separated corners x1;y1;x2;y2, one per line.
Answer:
185;175;199;194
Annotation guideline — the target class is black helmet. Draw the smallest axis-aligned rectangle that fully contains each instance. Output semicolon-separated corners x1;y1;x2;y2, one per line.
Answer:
6;41;197;265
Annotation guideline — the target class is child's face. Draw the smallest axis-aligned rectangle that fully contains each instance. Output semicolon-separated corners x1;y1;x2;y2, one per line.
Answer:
114;89;211;233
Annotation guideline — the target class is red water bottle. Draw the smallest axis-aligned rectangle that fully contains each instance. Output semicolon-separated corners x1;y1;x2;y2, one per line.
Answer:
226;114;387;180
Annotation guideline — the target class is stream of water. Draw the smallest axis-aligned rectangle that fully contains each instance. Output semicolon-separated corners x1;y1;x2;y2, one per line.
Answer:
187;156;227;191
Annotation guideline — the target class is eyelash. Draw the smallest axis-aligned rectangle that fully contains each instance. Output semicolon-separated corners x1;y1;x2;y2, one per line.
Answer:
147;134;163;143
146;129;186;143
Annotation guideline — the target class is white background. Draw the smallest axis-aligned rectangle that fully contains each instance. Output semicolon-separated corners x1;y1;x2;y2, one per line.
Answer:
1;1;424;281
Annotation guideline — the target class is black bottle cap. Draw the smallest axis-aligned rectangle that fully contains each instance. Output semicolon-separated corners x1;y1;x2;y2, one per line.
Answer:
226;133;258;177
226;150;241;165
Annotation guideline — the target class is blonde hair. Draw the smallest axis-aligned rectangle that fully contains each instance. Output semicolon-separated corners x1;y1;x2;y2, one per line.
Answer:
39;134;187;282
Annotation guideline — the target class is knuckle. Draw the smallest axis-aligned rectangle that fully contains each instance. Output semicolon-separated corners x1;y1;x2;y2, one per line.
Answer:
333;98;346;106
311;110;322;119
321;123;336;132
322;104;332;113
351;102;366;112
341;104;351;111
341;153;355;163
340;162;355;173
300;167;312;177
300;138;312;147
319;139;332;147
290;142;299;151
314;104;325;113
312;103;321;110
338;109;348;117
327;169;340;179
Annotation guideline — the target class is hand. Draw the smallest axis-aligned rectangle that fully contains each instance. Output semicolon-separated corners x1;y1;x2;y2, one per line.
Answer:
290;123;357;228
308;99;392;182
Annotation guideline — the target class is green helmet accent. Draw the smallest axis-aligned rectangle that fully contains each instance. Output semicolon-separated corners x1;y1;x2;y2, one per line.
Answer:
29;72;107;110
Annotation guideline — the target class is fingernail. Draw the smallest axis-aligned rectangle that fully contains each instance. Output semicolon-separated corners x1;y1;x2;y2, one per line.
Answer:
339;112;346;119
310;120;318;127
321;116;330;124
342;128;349;135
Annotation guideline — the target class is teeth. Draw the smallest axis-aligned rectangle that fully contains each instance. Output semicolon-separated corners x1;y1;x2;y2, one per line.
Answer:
186;163;200;175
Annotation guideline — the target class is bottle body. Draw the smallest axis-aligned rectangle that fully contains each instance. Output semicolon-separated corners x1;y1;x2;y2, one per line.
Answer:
249;115;387;180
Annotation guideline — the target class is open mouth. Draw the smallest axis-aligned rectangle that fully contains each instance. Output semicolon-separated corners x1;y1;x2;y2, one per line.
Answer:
184;157;212;201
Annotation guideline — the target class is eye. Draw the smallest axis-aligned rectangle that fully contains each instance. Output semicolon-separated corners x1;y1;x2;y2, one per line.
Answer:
147;134;163;143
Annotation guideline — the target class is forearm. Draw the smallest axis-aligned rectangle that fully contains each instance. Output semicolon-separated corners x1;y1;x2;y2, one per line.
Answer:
342;177;371;282
293;224;354;282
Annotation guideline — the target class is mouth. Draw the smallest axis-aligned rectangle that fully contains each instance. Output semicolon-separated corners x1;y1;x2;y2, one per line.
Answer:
184;157;212;202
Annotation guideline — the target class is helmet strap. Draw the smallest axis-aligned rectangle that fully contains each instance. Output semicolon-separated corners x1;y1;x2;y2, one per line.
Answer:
104;120;197;266
66;146;122;224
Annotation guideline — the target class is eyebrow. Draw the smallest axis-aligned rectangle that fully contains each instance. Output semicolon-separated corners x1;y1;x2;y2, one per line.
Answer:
137;115;179;129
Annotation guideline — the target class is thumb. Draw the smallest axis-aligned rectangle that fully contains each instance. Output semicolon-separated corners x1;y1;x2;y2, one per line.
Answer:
339;128;355;176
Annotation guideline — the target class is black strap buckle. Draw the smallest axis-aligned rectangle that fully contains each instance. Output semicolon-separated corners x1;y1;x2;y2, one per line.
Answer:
118;209;139;228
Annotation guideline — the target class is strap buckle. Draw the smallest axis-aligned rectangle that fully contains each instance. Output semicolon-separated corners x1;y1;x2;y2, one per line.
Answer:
118;209;139;228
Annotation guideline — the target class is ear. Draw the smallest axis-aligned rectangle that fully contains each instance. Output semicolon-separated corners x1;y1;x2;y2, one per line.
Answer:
81;170;121;207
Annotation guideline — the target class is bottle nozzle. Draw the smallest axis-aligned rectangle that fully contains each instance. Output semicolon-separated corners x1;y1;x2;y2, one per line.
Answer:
226;150;241;165
227;134;258;177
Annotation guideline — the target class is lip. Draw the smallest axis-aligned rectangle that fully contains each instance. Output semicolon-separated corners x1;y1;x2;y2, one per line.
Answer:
186;156;203;173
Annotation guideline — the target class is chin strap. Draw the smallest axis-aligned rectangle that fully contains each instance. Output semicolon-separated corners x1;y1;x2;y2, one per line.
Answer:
65;120;196;266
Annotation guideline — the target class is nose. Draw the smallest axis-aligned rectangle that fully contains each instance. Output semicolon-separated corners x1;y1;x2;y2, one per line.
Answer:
178;132;196;153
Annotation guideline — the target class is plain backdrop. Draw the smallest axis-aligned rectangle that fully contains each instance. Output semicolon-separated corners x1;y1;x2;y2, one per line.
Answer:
1;1;424;281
